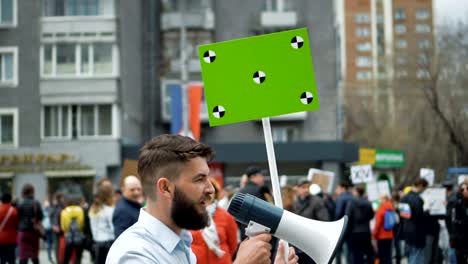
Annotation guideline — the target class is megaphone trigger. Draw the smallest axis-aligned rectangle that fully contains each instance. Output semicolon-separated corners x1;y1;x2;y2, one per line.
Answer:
245;221;271;237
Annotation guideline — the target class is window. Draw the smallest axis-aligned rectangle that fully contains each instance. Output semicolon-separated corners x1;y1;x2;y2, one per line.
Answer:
0;108;17;147
355;13;370;24
0;0;16;26
416;9;429;20
162;0;213;12
272;127;294;143
394;8;405;20
41;43;116;77
418;54;430;65
264;0;293;12
395;24;406;34
42;104;113;139
396;39;407;49
395;70;408;78
43;105;70;138
416;24;431;33
396;57;407;65
356;27;370;37
356;71;372;80
356;56;372;67
43;0;99;16
418;39;431;49
356;42;372;52
417;69;430;79
0;47;17;87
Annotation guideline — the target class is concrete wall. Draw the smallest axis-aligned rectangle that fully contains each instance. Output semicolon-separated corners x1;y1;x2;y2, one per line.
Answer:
0;0;42;147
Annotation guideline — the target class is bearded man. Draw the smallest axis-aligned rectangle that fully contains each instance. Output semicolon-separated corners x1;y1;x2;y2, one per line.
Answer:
106;134;298;264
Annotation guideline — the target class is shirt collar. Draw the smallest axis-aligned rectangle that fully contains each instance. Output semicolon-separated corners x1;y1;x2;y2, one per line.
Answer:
138;208;193;253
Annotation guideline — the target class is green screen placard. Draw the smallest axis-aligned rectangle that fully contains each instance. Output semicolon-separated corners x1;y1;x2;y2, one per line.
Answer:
199;28;320;126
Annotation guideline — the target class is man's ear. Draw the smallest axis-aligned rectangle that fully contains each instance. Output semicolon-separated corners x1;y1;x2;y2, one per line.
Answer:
156;178;173;198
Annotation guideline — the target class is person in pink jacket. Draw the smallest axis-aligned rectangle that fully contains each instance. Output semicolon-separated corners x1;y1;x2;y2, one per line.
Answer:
373;195;395;264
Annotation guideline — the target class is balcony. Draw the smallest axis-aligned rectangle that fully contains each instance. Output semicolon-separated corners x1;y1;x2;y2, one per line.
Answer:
260;11;297;28
162;9;214;30
41;16;116;36
169;59;202;73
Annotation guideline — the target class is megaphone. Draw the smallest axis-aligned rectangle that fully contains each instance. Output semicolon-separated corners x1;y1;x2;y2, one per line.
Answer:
228;192;347;264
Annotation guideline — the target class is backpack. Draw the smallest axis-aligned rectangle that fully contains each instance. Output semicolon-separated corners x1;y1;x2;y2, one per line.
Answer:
383;210;398;231
65;218;85;246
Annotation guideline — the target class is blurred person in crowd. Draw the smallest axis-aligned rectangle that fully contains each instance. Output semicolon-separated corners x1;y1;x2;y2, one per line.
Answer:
49;192;64;263
17;184;43;264
60;193;85;264
0;193;19;264
293;180;329;263
391;190;403;264
281;185;296;211
190;178;238;264
81;196;95;262
238;166;271;240
89;182;115;264
42;199;54;263
218;185;236;209
294;180;329;221
106;134;298;264
112;175;142;238
447;180;468;264
400;177;429;264
113;189;122;205
373;195;395;264
239;174;248;189
444;181;458;264
345;185;375;264
334;181;353;264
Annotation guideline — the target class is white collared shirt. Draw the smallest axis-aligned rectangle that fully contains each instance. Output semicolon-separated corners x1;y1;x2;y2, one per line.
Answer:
106;208;196;264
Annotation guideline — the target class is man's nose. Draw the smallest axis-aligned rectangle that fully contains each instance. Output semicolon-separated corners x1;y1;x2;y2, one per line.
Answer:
206;180;215;195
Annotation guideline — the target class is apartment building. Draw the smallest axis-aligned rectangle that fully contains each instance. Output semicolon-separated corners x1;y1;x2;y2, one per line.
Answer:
0;0;156;202
336;0;434;103
122;0;358;186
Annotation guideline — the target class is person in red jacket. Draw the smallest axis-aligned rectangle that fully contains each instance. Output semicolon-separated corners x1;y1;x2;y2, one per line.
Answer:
373;195;395;264
190;178;239;264
0;193;20;264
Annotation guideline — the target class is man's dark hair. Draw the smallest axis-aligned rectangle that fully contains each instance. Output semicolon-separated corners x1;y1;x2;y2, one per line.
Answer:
413;178;429;188
245;166;265;178
1;193;12;203
338;181;352;190
355;185;366;197
21;184;35;199
138;134;215;201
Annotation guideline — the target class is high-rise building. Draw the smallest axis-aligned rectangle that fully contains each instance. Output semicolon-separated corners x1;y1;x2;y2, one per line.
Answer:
336;0;434;109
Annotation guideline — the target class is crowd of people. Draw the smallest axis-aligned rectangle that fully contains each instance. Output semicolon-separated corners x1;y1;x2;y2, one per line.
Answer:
0;136;466;264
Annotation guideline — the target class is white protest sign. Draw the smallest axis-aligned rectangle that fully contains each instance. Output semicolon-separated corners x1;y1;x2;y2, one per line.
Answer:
458;175;468;185
420;168;435;186
366;180;391;201
421;188;447;215
351;165;373;184
307;168;335;194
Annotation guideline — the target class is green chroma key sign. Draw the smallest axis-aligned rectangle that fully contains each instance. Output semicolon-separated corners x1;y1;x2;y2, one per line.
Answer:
198;28;320;126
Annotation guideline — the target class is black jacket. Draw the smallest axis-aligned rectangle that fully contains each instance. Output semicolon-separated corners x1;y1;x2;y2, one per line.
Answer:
345;197;374;235
239;181;268;201
17;198;43;232
294;195;329;221
448;194;468;252
400;191;427;247
112;197;141;238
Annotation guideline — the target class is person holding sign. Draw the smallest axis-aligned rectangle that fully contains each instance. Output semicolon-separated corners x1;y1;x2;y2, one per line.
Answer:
399;178;428;264
106;135;298;264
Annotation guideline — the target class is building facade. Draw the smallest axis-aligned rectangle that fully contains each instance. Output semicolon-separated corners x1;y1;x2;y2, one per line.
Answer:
122;0;358;186
0;0;156;202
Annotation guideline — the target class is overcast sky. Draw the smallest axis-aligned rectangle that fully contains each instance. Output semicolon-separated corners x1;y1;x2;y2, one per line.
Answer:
435;0;468;24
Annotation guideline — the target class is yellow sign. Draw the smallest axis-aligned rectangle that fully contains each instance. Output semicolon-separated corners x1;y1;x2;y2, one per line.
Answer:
359;148;376;165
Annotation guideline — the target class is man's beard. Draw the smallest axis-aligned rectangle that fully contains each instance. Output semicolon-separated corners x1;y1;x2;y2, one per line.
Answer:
171;186;210;230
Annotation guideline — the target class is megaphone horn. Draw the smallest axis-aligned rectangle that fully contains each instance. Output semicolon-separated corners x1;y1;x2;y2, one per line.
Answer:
228;193;348;264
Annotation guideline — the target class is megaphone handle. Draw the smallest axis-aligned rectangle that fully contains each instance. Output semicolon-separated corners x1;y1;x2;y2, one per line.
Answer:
270;236;279;263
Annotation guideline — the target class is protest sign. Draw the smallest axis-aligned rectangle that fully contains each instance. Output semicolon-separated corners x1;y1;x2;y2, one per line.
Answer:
351;164;373;184
421;188;447;215
307;168;335;194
